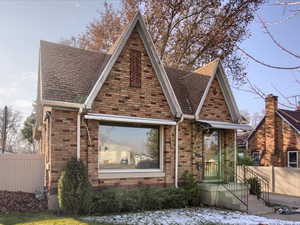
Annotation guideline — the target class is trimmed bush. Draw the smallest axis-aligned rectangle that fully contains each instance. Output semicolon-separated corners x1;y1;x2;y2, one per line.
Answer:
247;177;261;199
58;158;92;215
91;186;188;214
180;171;202;206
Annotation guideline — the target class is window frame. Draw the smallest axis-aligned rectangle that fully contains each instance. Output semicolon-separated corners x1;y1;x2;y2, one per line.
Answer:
98;122;164;178
252;152;260;165
287;151;298;168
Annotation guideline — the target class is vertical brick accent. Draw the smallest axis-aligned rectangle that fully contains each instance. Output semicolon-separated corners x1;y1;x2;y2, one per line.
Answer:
199;78;232;122
130;49;141;88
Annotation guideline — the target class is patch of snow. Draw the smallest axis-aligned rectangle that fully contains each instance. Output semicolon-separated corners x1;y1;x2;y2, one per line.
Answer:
83;208;300;225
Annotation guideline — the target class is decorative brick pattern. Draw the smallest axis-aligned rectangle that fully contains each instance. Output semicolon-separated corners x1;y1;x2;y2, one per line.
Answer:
198;78;232;122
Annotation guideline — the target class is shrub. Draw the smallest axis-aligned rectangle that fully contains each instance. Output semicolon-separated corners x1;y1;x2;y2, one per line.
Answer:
91;186;188;215
58;158;92;215
180;171;202;207
247;177;261;199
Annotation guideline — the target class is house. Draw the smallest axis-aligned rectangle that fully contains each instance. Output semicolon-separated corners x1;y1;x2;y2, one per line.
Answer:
34;13;251;208
248;94;300;167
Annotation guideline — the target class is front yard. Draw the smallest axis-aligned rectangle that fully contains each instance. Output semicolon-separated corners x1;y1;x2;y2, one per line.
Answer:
1;208;299;225
0;212;113;225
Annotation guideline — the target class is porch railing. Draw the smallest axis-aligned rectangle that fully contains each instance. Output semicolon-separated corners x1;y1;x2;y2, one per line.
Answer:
242;166;270;204
222;170;249;211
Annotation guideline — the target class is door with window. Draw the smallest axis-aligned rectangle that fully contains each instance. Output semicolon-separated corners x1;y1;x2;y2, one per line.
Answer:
203;130;221;181
287;151;298;168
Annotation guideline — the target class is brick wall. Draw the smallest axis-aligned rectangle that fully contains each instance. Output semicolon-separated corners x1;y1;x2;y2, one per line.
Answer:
91;29;173;120
198;78;232;122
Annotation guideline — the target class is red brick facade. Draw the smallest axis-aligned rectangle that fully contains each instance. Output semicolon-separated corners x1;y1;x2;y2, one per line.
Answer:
198;78;232;122
39;26;237;192
248;95;300;167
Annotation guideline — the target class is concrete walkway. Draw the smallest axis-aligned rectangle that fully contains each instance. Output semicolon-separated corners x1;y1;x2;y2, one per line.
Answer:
269;193;300;208
258;193;300;222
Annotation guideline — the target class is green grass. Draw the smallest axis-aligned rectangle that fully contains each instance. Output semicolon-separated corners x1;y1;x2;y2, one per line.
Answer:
0;212;116;225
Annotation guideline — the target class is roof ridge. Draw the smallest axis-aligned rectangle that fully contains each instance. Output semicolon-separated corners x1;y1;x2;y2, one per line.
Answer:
278;109;300;123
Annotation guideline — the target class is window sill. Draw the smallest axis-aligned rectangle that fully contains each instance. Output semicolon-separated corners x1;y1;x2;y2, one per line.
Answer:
98;170;165;179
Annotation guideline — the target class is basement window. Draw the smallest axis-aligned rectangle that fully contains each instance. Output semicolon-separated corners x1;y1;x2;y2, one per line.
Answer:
130;49;141;88
288;151;298;168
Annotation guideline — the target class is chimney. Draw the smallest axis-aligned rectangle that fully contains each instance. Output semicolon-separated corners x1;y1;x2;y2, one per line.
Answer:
264;94;278;165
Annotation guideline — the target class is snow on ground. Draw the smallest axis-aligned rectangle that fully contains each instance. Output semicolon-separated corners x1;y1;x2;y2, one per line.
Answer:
83;208;300;225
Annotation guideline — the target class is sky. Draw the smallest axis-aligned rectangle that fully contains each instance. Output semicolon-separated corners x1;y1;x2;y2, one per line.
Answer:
0;0;299;121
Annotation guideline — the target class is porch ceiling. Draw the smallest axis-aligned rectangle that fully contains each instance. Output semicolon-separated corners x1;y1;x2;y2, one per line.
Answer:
197;120;252;130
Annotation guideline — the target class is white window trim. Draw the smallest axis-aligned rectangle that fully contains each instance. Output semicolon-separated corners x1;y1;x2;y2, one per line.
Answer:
287;151;298;168
98;125;165;179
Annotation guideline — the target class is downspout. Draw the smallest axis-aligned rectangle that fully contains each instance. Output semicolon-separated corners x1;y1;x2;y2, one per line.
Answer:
234;130;237;181
175;115;184;188
77;111;81;160
77;107;84;161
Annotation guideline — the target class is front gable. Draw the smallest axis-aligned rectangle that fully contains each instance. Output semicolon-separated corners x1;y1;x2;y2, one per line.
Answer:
198;76;232;122
90;28;173;119
85;12;182;118
195;62;240;123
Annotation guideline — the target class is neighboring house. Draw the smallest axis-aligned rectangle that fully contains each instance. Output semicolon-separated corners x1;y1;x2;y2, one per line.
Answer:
248;94;300;167
34;13;250;200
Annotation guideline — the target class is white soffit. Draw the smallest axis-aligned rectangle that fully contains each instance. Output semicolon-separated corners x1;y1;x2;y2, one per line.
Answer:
85;113;177;126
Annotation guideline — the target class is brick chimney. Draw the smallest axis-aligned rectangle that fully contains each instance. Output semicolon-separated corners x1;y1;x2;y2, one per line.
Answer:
264;94;278;165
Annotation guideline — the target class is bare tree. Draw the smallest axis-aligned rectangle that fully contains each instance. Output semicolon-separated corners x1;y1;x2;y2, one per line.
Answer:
66;0;263;84
0;106;22;153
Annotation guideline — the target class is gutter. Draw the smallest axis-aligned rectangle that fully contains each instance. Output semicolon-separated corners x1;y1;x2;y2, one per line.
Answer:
175;115;184;188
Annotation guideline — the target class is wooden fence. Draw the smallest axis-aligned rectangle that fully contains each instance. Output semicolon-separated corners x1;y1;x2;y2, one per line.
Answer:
238;166;300;197
0;154;44;193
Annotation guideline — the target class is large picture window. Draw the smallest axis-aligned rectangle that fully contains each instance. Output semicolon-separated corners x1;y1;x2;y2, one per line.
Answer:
98;123;161;171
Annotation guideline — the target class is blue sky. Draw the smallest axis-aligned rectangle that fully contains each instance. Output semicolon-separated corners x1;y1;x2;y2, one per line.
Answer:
0;0;299;119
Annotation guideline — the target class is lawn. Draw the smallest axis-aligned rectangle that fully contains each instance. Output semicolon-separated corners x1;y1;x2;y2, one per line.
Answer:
0;212;115;225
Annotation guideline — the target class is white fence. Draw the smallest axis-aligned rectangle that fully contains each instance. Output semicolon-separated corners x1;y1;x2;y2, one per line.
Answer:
0;154;44;193
238;166;300;197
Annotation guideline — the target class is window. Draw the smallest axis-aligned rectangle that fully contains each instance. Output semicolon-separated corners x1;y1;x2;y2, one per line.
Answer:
98;123;162;171
288;151;298;168
130;49;141;88
203;130;220;179
252;152;260;165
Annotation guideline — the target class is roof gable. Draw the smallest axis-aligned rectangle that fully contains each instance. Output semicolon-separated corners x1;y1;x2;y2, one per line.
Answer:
195;60;240;122
277;109;300;133
84;12;182;117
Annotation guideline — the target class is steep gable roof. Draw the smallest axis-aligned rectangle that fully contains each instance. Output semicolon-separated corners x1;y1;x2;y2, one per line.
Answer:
194;59;240;122
277;109;300;133
39;40;110;104
84;12;182;117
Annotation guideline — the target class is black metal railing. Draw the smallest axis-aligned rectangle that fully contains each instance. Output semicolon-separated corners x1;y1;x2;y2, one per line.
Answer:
242;166;270;204
222;170;250;211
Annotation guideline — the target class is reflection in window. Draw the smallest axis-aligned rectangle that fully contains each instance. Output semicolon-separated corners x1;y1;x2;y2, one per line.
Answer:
98;124;160;170
288;151;298;168
203;130;220;178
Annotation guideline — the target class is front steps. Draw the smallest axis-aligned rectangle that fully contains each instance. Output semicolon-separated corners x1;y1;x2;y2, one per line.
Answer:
198;183;274;215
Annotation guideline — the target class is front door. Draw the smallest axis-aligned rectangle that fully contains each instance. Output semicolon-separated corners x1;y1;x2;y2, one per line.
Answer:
203;130;221;181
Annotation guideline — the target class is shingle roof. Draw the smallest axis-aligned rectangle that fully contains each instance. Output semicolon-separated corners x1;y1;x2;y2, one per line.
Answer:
39;41;211;114
278;109;300;132
40;40;111;103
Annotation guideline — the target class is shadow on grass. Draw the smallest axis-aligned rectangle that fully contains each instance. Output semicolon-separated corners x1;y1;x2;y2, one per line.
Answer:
0;212;112;225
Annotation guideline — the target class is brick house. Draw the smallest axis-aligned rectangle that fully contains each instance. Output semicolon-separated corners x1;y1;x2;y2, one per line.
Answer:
35;13;250;201
248;94;300;167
